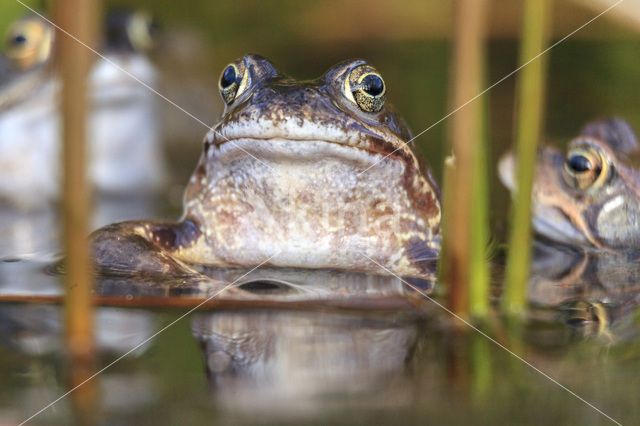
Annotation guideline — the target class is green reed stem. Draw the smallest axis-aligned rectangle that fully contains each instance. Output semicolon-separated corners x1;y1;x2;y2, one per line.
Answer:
503;0;551;316
440;0;489;320
471;331;492;402
469;93;490;319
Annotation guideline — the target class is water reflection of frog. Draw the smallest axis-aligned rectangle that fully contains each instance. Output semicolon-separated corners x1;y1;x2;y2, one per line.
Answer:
499;118;640;250
191;310;418;415
93;55;441;284
527;242;640;343
0;11;165;207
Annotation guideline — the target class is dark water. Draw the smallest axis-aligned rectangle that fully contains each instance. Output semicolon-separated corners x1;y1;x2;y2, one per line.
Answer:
1;245;640;425
2;1;640;425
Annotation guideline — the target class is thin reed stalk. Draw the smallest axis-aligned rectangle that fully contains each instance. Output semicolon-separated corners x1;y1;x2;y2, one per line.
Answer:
54;0;99;368
503;0;551;316
471;332;492;402
469;94;491;319
440;0;490;320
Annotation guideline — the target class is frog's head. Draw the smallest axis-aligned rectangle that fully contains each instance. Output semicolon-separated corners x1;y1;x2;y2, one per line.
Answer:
204;54;439;212
500;118;640;249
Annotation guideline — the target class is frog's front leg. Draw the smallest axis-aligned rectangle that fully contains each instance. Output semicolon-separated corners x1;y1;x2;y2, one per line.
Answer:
90;220;262;300
90;220;202;278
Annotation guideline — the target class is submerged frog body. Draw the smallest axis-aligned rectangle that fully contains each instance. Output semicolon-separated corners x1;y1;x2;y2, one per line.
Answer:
499;118;640;249
93;54;441;283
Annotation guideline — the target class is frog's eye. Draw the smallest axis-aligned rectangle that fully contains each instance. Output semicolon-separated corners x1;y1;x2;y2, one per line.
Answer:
563;145;610;190
4;18;52;70
344;65;386;113
126;11;155;52
218;60;250;105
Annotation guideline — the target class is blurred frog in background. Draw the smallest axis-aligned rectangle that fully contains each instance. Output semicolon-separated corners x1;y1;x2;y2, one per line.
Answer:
500;118;640;250
500;118;640;343
0;9;166;208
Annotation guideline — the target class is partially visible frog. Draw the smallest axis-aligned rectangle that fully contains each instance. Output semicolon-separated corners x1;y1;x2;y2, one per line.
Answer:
499;118;640;250
92;54;441;283
0;11;165;207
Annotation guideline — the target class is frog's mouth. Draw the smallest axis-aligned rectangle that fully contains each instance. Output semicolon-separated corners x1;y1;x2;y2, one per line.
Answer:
0;53;154;110
205;115;422;169
212;136;395;167
530;204;591;246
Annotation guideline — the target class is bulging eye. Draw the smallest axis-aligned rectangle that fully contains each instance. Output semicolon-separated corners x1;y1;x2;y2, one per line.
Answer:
4;18;52;70
562;145;610;190
343;64;386;113
126;11;155;52
218;60;249;105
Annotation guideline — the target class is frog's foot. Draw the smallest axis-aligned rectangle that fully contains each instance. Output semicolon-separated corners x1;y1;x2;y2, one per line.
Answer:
90;220;200;279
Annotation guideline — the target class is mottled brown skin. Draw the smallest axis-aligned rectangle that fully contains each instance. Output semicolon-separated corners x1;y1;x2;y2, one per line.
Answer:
500;118;640;250
92;54;441;282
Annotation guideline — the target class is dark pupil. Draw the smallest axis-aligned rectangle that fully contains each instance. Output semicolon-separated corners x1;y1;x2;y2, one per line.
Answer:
361;74;384;96
220;66;237;89
12;34;27;45
567;155;592;172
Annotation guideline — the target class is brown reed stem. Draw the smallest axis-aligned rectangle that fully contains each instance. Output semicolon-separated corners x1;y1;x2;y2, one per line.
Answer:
440;0;490;320
54;0;99;368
